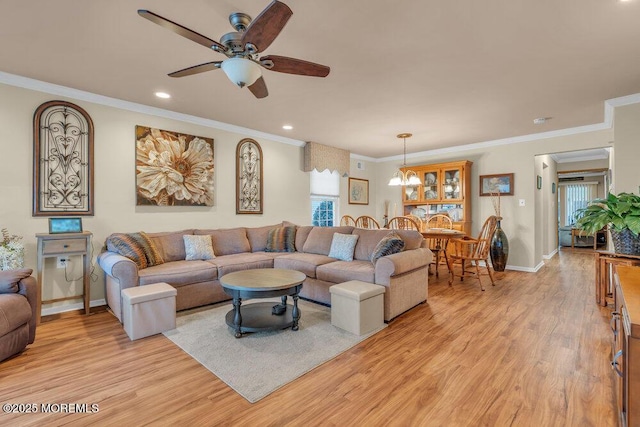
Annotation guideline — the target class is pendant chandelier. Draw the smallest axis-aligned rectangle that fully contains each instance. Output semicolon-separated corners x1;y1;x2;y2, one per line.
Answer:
388;133;422;186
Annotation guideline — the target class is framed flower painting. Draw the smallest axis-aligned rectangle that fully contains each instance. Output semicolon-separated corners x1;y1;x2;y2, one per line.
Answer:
135;126;214;206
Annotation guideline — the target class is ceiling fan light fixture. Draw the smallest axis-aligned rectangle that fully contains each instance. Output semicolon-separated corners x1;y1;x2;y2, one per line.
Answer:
221;58;262;88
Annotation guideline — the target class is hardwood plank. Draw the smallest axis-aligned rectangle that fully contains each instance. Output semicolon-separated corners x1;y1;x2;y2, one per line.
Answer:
0;249;616;426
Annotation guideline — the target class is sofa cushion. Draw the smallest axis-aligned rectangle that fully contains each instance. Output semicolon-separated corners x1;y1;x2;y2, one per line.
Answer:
0;268;32;294
209;253;274;277
294;226;314;253
195;228;251;256
147;230;193;262
371;232;405;263
328;233;359;261
352;229;422;261
0;294;31;336
274;253;336;278
246;224;279;252
393;230;424;251
138;260;217;287
265;226;297;252
302;226;355;256
316;260;375;284
183;235;215;260
107;232;164;268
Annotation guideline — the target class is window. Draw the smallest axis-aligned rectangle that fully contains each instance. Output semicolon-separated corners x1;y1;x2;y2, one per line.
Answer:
310;170;340;226
564;182;597;226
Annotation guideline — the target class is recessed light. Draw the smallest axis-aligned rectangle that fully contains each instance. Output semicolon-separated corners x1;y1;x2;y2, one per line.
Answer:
155;92;171;99
282;125;293;130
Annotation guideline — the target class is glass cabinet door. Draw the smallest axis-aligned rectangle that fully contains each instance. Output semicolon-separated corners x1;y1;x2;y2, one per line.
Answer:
422;169;440;201
442;167;463;201
403;185;420;203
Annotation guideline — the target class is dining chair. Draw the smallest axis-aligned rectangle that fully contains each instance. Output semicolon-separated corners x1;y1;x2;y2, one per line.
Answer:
355;215;380;229
340;215;356;226
446;215;498;291
388;216;420;231
424;214;453;276
426;214;453;230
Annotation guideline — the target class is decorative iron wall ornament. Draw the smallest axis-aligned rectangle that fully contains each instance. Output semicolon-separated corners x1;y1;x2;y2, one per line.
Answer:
136;126;214;206
33;101;94;216
236;138;263;214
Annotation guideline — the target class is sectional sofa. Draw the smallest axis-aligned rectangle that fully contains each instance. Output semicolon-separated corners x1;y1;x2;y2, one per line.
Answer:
97;222;432;322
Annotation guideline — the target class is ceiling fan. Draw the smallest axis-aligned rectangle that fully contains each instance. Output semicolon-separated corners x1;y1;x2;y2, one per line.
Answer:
138;1;330;99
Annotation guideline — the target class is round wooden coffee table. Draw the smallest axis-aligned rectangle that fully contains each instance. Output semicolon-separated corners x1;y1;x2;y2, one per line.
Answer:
220;268;306;338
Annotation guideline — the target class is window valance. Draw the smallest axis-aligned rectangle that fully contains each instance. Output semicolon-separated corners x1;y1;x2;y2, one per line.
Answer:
303;141;350;177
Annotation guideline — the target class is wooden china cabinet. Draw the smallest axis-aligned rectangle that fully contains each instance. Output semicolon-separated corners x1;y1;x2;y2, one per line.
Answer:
401;160;473;235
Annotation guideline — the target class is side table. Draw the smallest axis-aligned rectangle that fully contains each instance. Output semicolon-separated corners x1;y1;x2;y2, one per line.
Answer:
594;250;640;307
36;231;92;323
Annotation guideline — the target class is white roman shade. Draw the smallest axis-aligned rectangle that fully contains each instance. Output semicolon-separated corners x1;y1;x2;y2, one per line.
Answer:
310;169;340;196
304;141;350;177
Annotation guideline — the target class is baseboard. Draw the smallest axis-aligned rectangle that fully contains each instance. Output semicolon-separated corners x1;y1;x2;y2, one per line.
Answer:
41;299;107;317
543;248;559;260
478;261;539;273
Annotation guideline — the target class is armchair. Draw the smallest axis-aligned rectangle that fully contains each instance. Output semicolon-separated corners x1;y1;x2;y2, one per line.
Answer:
0;269;37;362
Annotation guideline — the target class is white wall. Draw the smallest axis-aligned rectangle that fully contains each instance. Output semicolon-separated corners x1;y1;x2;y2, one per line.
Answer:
376;130;614;271
2;76;640;310
613;103;640;195
0;82;315;311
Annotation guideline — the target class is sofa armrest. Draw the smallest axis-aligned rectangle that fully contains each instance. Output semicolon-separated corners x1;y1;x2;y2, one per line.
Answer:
375;248;433;285
17;276;37;344
97;252;139;291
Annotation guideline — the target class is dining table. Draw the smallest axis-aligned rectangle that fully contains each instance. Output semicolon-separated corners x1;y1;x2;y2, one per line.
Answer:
420;228;466;276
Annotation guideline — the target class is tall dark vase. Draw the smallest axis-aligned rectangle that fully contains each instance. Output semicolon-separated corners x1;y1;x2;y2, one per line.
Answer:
490;219;509;272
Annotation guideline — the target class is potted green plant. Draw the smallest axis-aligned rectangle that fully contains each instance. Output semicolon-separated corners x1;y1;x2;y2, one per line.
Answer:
575;192;640;255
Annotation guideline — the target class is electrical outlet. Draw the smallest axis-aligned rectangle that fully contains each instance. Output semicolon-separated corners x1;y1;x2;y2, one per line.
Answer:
519;199;526;207
56;257;68;269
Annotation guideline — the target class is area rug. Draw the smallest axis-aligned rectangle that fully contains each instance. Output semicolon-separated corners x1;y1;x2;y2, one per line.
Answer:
163;298;387;403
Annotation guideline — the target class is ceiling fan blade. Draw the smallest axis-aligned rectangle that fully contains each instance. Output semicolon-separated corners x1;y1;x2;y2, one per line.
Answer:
168;61;222;78
260;55;330;77
138;9;226;52
248;76;269;99
241;1;292;52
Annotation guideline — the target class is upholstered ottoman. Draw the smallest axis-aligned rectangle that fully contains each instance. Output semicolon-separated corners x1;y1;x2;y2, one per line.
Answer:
329;280;385;335
121;282;177;340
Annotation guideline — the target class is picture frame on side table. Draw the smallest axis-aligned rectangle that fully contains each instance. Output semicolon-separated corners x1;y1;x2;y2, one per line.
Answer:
48;217;83;234
479;173;514;196
348;178;369;205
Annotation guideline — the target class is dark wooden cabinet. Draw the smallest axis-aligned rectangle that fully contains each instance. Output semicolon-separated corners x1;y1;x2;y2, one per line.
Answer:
613;265;640;427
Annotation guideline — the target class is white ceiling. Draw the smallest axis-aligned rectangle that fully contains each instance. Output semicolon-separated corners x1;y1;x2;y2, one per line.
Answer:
1;0;640;158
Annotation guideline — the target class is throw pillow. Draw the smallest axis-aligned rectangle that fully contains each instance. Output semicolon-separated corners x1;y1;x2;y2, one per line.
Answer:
328;233;359;262
183;235;215;260
370;232;405;264
0;268;33;294
106;232;164;269
265;226;297;252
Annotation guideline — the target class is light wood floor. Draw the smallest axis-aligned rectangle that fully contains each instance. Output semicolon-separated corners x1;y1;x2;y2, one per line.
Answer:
0;249;616;426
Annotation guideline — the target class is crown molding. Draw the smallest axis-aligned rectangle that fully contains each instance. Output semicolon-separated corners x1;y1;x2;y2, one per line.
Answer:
376;94;637;163
0;71;306;148
2;71;638;160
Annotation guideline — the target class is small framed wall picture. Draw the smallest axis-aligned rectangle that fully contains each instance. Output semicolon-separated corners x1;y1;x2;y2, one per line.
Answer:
48;217;83;234
479;173;514;196
348;178;369;205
